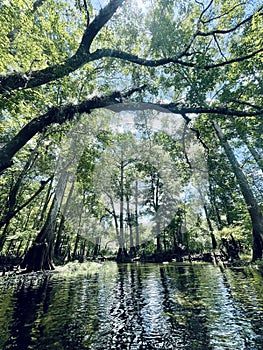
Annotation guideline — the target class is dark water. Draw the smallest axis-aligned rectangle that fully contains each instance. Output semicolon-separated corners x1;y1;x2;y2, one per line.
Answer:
0;263;263;350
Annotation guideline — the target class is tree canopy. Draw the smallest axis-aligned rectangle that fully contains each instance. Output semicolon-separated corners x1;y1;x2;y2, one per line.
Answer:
0;0;263;270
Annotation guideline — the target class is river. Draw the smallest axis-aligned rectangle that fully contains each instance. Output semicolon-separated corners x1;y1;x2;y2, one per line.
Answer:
0;262;263;349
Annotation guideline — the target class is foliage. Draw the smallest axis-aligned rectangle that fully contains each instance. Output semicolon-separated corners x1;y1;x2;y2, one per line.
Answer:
0;0;263;267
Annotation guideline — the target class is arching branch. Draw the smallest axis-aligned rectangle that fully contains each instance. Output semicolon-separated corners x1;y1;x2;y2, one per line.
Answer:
0;0;125;94
0;86;146;174
0;87;262;175
89;45;263;70
1;1;262;95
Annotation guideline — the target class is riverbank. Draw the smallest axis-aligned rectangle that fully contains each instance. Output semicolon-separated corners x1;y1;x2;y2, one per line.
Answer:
1;251;262;276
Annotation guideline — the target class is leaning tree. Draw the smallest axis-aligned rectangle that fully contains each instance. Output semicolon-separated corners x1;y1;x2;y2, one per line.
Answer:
0;0;263;270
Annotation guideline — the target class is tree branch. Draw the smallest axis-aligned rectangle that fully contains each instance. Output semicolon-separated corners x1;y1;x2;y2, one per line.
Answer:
89;45;263;71
197;7;263;36
107;101;263;117
0;86;146;174
199;0;214;23
32;0;48;13
0;176;53;228
89;48;196;67
228;100;263;111
201;2;246;24
76;0;124;56
1;1;262;95
1;89;262;174
213;34;227;60
0;0;125;94
204;47;263;69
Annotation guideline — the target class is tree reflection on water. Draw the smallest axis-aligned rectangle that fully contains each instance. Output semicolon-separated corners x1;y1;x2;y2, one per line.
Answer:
0;263;263;349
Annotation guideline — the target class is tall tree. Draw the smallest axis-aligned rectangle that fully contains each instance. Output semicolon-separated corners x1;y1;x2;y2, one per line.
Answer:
0;0;263;269
213;120;263;260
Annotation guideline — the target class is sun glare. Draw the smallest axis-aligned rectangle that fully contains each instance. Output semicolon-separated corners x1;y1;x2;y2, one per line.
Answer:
136;0;147;11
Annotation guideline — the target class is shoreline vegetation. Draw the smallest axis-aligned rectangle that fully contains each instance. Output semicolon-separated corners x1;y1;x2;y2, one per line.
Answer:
0;249;261;277
0;0;262;275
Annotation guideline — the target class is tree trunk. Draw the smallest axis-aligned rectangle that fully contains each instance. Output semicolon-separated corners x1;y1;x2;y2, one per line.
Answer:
107;193;120;241
21;171;69;271
0;137;43;249
231;117;263;173
151;174;162;253
156;221;162;253
36;177;54;229
126;194;135;256
135;180;140;249
119;160;125;250
245;140;263;173
93;237;101;258
117;160;130;262
213;121;263;260
208;178;223;230
54;178;75;260
72;203;84;260
0;224;9;253
204;204;217;249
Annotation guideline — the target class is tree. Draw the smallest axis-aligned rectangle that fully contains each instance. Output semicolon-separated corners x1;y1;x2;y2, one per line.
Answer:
92;131;140;261
213;120;263;261
0;0;263;269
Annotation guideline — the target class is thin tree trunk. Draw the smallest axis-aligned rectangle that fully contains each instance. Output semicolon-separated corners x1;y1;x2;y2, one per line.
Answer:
0;224;9;252
72;204;84;260
107;193;120;239
119;160;124;250
204;204;217;249
117;160;130;262
208;178;223;230
152;175;161;253
126;194;135;256
93;237;101;258
245;141;263;172
0;137;44;248
135;180;140;249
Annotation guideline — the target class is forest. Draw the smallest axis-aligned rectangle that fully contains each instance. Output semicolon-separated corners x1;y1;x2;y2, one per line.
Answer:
0;0;263;273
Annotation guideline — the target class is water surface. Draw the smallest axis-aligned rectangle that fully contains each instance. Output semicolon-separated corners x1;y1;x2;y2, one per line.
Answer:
0;263;263;349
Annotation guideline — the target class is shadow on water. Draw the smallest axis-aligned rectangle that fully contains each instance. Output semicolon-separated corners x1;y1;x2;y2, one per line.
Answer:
0;273;100;350
0;263;263;349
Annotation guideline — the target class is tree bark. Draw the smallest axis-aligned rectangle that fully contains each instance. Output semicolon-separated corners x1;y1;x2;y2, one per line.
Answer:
107;193;120;241
117;160;130;262
21;171;69;271
213;120;263;260
208;175;223;230
93;237;101;258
